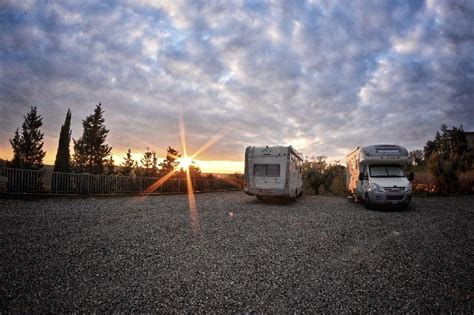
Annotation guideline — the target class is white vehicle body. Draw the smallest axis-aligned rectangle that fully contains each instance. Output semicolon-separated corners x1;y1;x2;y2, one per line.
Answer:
244;146;303;199
346;144;413;207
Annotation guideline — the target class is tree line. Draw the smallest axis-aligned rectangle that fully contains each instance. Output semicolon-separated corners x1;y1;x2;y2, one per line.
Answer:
301;124;473;195
5;104;201;178
3;105;472;194
407;125;473;194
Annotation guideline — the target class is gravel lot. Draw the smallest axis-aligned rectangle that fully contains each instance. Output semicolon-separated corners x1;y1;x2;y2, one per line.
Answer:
0;192;473;312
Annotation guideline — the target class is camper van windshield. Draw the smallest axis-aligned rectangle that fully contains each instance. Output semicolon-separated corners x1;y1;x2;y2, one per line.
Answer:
369;165;405;177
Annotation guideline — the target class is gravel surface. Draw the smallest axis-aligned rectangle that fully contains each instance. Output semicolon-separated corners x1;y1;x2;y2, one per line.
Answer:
0;192;473;312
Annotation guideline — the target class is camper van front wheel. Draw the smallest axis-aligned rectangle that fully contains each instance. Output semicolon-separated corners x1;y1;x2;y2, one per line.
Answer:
364;193;373;210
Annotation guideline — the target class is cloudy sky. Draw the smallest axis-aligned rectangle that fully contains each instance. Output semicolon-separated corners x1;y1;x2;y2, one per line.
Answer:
1;0;473;173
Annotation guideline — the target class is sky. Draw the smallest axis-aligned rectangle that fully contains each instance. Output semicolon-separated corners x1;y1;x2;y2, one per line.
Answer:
1;0;473;173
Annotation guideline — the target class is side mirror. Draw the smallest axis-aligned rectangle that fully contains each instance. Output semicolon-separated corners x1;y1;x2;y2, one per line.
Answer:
408;172;414;181
359;172;364;181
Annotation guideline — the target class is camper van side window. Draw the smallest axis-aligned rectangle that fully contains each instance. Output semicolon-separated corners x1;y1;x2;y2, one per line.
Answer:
267;165;280;176
254;165;266;176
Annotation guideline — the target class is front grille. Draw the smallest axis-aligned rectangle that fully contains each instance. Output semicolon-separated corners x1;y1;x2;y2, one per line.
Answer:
384;187;405;192
386;195;404;201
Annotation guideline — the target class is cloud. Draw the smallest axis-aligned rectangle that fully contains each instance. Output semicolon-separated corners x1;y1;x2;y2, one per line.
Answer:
0;0;473;167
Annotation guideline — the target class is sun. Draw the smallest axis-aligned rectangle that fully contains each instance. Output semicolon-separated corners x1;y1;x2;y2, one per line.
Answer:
140;113;230;235
178;157;193;170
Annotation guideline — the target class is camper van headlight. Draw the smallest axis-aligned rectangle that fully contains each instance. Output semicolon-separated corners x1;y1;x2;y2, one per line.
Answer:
405;184;412;192
369;181;384;192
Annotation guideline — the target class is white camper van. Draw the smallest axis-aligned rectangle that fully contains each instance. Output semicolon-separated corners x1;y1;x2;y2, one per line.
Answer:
244;146;303;199
346;144;414;209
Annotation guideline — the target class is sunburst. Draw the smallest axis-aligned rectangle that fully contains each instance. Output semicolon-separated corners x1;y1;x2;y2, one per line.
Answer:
177;157;193;169
141;114;229;234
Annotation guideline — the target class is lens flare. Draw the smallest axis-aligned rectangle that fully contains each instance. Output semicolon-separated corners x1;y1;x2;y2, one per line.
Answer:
177;114;201;234
141;169;178;195
140;112;230;236
190;127;230;160
178;157;193;169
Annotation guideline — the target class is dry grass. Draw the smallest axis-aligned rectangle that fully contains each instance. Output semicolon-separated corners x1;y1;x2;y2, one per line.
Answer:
412;170;437;194
412;169;474;195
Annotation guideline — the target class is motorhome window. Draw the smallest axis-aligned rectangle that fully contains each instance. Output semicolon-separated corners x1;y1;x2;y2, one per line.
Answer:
267;165;280;176
254;165;266;176
369;165;404;177
254;164;280;177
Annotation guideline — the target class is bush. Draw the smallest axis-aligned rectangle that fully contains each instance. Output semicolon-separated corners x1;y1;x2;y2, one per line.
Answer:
424;125;472;193
302;157;346;196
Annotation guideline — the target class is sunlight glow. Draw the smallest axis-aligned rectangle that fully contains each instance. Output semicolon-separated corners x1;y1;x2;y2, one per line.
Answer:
140;113;230;235
178;157;193;169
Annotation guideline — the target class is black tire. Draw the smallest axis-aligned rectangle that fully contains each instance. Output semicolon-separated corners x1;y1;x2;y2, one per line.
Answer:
364;193;373;209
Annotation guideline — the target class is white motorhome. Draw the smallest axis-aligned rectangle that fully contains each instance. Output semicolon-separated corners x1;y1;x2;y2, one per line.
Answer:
244;146;303;199
346;144;413;209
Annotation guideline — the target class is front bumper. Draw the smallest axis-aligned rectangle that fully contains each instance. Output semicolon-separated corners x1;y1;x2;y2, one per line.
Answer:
367;191;412;205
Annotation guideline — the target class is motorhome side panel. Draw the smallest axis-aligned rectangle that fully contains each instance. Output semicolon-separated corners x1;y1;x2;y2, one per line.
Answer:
287;150;294;197
288;150;303;197
244;147;252;194
346;148;360;194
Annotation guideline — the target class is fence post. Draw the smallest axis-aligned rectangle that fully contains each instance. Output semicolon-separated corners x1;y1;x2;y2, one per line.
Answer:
81;173;90;195
42;170;52;192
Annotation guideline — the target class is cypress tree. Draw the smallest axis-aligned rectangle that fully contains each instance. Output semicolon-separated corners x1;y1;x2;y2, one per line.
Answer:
53;109;72;173
9;129;21;166
140;148;158;177
104;156;115;175
9;106;46;170
121;149;137;176
72;103;112;174
159;146;180;176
